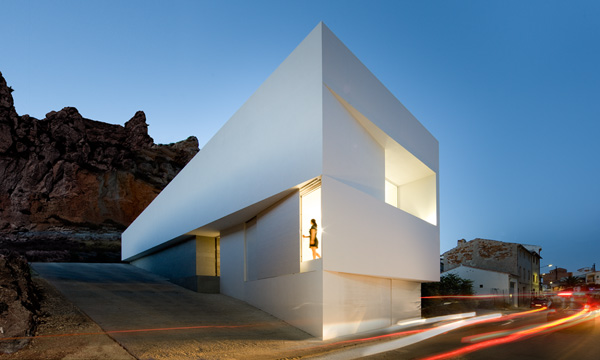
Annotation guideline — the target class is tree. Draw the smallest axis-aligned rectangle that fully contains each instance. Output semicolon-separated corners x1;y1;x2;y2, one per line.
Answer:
563;275;584;288
422;273;474;297
421;274;474;317
440;273;474;295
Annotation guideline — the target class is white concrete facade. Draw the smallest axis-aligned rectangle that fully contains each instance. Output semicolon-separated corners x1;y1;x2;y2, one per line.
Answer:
443;265;518;307
122;23;439;339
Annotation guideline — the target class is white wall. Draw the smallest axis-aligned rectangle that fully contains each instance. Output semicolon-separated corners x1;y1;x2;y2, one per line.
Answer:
122;23;324;260
322;176;439;282
321;24;438;172
245;271;323;337
391;279;421;322
321;74;439;283
322;272;421;340
247;193;300;280
322;84;385;200
220;194;324;337
323;271;391;339
444;266;510;296
399;174;437;225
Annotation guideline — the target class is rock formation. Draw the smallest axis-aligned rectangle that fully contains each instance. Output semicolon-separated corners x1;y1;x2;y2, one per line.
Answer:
0;252;39;353
0;71;199;260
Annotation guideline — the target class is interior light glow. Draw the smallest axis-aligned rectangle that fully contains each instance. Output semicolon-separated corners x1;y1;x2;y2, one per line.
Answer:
301;187;321;262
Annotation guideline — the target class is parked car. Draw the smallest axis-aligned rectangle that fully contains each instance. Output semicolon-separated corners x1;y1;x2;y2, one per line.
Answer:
530;297;549;308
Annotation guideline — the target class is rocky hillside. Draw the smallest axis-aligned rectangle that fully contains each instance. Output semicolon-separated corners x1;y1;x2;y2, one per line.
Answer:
0;252;39;353
0;71;199;261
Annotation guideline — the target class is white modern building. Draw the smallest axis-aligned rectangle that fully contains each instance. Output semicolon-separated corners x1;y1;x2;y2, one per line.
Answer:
122;23;439;340
443;265;518;307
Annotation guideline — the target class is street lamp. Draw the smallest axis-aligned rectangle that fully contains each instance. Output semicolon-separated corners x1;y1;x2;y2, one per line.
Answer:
541;264;554;292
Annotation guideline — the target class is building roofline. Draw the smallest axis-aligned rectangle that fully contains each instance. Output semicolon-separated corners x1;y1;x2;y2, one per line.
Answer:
442;238;542;258
443;264;517;277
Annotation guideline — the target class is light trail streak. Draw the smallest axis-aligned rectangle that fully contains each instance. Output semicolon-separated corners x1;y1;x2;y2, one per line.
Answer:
460;307;551;344
421;295;506;299
457;307;549;344
301;329;427;353
310;308;546;359
419;308;594;360
422;293;550;300
469;306;547;325
402;312;477;327
315;313;502;360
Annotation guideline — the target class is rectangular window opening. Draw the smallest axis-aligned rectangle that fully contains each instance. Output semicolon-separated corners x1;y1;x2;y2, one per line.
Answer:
301;180;322;263
384;146;437;225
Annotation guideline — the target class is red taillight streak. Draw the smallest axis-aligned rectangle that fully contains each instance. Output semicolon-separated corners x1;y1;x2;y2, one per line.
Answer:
302;329;427;352
420;308;591;360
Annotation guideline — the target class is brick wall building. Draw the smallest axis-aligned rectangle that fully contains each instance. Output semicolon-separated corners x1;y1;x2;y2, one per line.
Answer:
541;267;571;290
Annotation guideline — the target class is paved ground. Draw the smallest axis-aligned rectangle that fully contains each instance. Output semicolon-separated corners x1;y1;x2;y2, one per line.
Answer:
31;263;504;360
30;263;320;359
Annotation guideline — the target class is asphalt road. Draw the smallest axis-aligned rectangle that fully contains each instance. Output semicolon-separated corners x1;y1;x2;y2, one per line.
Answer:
362;309;600;360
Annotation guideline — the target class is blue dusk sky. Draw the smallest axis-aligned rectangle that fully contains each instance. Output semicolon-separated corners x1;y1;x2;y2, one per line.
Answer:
3;1;599;273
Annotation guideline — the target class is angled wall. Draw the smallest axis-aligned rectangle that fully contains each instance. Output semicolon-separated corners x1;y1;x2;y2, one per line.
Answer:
122;25;325;261
322;176;439;281
322;84;385;200
245;193;300;281
319;24;439;283
322;26;437;172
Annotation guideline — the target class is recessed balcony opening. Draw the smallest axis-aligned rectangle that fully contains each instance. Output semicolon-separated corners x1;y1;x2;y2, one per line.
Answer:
384;145;437;225
325;86;437;226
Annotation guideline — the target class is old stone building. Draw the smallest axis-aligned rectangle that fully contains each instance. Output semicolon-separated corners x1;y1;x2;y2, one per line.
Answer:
442;238;542;306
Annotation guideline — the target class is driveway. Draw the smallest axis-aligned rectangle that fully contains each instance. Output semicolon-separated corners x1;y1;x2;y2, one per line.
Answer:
31;263;315;359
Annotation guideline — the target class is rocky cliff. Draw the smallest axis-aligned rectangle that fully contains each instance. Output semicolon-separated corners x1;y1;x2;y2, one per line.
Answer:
0;71;199;261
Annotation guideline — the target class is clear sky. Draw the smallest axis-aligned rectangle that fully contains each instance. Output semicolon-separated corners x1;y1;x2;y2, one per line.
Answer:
3;0;599;273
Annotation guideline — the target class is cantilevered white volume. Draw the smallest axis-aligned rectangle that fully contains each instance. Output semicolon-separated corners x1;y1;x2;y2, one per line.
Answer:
122;22;439;340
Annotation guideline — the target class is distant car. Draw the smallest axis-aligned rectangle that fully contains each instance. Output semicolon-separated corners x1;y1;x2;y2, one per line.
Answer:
546;290;596;330
530;297;549;308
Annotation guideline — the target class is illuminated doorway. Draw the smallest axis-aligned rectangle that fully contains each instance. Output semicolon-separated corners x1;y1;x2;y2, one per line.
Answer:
301;180;322;262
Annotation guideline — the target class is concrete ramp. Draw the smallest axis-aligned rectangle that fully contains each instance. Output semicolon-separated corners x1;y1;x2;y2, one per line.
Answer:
31;263;311;359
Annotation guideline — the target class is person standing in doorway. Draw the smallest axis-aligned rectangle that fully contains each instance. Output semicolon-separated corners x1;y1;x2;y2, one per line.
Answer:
303;218;321;259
